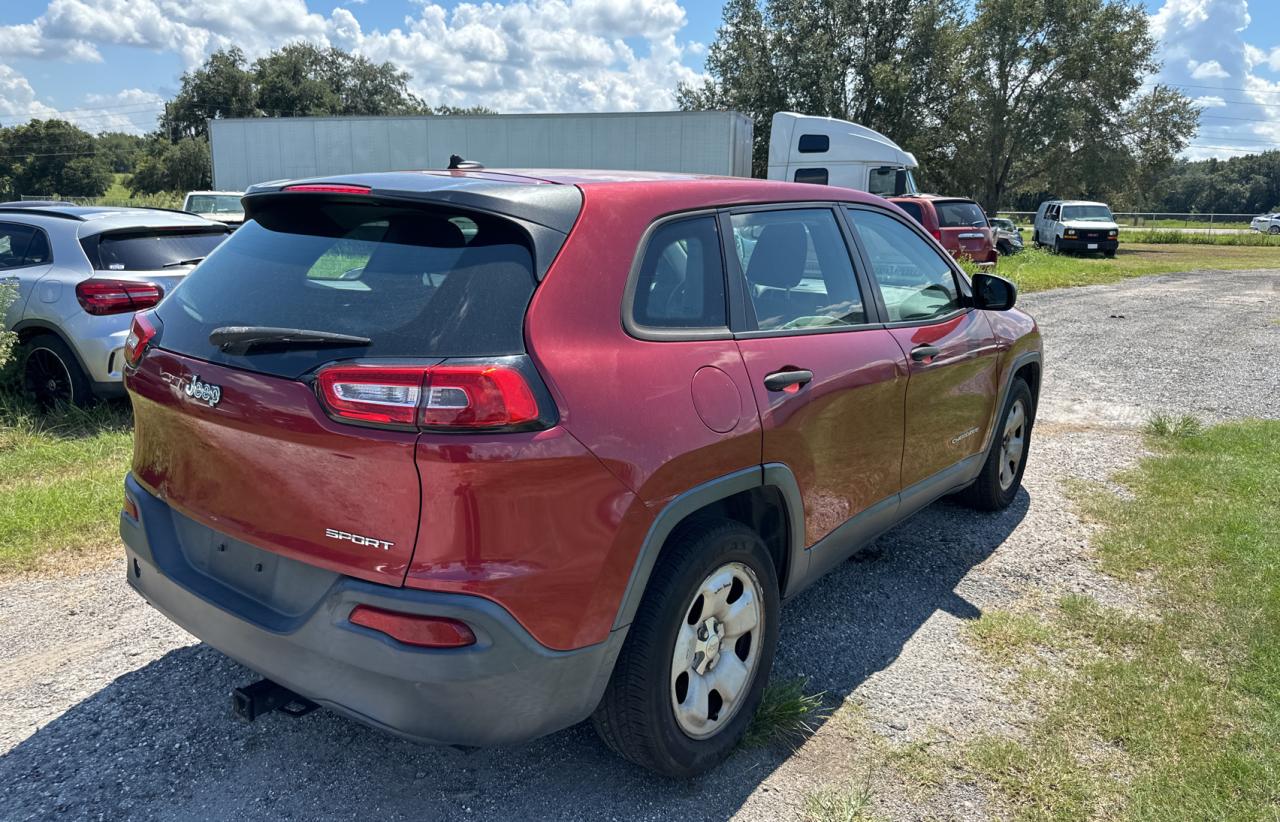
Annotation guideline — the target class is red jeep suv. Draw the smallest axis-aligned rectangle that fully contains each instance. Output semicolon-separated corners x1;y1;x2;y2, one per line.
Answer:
120;171;1041;777
889;194;998;266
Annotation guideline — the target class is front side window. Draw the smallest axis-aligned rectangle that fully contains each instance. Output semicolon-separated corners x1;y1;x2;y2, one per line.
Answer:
730;208;865;332
793;168;829;185
849;209;962;324
631;216;727;330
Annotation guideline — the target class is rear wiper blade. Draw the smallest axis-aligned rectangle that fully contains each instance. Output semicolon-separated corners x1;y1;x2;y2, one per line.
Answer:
162;257;206;268
209;326;372;355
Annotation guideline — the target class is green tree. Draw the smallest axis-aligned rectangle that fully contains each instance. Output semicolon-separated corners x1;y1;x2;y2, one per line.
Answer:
253;43;428;118
95;132;147;174
160;47;257;141
0;119;112;197
129;138;211;195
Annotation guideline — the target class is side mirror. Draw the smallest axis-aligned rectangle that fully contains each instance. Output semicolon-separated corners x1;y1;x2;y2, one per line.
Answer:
972;272;1017;311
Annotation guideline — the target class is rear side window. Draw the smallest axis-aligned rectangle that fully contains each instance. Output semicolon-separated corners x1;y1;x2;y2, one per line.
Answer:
85;230;229;271
156;202;537;379
793;168;829;185
631;216;727;330
895;201;925;224
0;222;38;270
935;201;988;228
797;134;829;153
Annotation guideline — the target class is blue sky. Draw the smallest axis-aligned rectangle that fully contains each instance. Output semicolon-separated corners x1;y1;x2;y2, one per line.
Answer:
1;0;1278;159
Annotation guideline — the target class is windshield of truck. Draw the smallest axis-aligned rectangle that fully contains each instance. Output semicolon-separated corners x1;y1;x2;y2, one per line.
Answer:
1061;205;1114;222
185;194;243;214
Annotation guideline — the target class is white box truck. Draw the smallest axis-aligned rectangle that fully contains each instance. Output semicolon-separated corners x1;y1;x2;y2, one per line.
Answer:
208;109;919;196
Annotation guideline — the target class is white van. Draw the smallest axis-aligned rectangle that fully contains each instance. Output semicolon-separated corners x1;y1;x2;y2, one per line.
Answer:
765;112;919;196
1033;200;1119;256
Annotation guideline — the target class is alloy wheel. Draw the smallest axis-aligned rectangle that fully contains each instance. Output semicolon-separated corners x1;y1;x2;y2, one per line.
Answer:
670;561;764;739
998;399;1027;490
25;347;74;407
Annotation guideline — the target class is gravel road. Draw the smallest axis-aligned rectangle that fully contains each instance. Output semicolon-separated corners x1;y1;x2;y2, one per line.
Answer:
1;269;1276;821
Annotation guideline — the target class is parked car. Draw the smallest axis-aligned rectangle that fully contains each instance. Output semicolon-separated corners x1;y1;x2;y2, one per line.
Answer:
989;217;1024;255
0;205;231;406
120;170;1042;777
182;191;245;227
888;194;998;266
1249;213;1280;234
1033;200;1119;256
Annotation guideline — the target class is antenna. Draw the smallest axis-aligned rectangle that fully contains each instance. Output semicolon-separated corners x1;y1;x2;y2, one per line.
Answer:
448;154;485;170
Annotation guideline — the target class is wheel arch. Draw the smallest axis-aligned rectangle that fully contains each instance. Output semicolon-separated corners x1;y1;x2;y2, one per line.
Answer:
11;319;92;375
611;464;805;632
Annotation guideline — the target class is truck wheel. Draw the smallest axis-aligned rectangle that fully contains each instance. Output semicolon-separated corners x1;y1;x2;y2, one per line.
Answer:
959;378;1033;511
22;333;93;408
592;518;780;777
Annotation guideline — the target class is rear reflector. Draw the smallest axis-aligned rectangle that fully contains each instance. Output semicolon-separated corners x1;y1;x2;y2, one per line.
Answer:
122;494;139;521
349;605;476;648
315;363;541;431
283;183;371;195
123;311;159;369
76;279;164;316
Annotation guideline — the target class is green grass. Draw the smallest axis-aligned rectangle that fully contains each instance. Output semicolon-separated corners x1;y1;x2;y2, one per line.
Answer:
1144;413;1203;440
1132;218;1253;230
961;420;1280;820
804;778;879;822
1122;229;1280;246
966;609;1058;665
743;678;828;747
998;244;1280;293
0;393;133;575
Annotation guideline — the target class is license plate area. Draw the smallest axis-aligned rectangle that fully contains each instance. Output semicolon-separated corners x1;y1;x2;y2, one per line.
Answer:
1087;243;1098;249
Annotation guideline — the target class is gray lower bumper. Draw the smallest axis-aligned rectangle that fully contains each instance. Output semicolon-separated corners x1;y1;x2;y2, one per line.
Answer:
120;474;624;746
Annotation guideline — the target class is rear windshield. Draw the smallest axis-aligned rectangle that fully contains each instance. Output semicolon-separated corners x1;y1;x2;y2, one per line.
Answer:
186;194;243;214
155;200;537;379
86;230;229;271
935;201;988;228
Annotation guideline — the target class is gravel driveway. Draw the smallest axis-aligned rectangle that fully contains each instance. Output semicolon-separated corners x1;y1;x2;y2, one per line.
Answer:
1;269;1276;821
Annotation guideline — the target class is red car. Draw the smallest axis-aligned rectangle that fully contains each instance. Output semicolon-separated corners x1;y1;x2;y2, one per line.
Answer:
120;170;1041;777
889;194;998;266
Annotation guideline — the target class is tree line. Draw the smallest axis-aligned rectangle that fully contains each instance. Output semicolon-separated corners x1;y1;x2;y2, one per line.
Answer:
0;43;489;200
680;0;1208;213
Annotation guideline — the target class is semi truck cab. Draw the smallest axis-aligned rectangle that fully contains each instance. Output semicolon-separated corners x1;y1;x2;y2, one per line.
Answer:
765;111;919;196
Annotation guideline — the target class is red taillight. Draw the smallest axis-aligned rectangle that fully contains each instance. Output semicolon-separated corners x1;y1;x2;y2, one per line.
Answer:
123;311;159;369
349;605;476;648
76;279;164;316
931;228;943;242
315;363;541;431
283;183;371;195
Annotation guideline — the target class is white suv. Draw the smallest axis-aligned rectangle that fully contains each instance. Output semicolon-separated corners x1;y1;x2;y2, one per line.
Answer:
1250;213;1280;234
1033;200;1120;256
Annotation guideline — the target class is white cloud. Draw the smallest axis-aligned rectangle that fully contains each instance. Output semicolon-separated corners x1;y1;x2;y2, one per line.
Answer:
0;63;60;122
1188;58;1229;79
71;87;166;134
1149;0;1280;159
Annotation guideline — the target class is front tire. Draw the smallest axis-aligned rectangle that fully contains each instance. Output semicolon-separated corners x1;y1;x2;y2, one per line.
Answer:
21;333;93;408
592;519;780;777
1269;225;1279;235
960;378;1034;511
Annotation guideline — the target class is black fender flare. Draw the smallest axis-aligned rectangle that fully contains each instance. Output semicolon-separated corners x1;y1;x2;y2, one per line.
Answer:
611;463;806;631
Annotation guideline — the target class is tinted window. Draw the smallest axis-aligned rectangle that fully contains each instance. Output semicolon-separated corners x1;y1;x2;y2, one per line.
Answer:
797;134;829;153
895;201;925;224
793;168;829;185
0;223;36;270
631;216;726;330
849;209;962;323
935;201;987;228
1061;204;1114;221
731;209;865;332
156;203;538;379
89;230;229;271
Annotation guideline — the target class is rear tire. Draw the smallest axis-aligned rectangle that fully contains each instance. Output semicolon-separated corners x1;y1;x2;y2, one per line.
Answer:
1269;225;1279;235
959;378;1033;511
21;334;93;408
592;519;780;777
1104;249;1117;258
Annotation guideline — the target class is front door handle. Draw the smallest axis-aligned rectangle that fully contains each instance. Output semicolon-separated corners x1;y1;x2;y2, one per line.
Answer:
763;369;814;392
911;344;942;362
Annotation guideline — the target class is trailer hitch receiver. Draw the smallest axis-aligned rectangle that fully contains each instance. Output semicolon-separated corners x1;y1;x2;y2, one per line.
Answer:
231;678;319;722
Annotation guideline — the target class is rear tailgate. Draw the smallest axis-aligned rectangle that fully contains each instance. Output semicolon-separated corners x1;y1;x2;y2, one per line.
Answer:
129;348;423;585
934;200;994;261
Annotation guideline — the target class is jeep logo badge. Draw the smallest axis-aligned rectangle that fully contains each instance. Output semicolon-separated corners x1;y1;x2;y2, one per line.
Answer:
184;374;222;407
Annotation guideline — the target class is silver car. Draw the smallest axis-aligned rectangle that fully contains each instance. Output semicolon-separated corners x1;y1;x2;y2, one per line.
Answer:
0;204;230;405
1250;213;1280;234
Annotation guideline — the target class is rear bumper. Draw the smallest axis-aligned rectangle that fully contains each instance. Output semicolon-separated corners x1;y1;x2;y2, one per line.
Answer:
1057;237;1118;252
120;474;624;746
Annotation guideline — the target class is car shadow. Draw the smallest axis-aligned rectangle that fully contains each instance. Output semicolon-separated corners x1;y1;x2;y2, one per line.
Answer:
0;491;1028;820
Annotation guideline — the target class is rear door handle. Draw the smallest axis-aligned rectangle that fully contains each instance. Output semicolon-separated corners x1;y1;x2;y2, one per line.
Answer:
763;369;814;392
911;345;941;362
